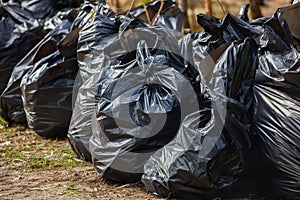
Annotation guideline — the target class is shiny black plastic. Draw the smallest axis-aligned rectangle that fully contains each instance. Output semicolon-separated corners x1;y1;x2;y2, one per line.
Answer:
20;27;77;138
68;0;184;162
18;0;81;19
0;3;44;95
142;38;259;199
0;8;80;125
142;3;300;199
88;17;201;183
253;3;300;199
20;4;94;138
67;4;114;161
128;0;183;32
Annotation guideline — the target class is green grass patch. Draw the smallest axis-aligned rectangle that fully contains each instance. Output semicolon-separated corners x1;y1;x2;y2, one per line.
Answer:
0;117;7;126
0;118;85;171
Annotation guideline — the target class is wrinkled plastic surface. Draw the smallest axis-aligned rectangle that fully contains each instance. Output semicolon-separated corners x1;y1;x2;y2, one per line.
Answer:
68;1;183;162
128;0;183;32
0;8;80;125
67;2;299;198
67;4;114;161
142;38;259;199
0;3;44;95
153;3;183;32
20;24;77;138
195;13;260;49
253;3;300;199
68;10;258;165
87;16;201;183
42;8;79;32
18;0;81;19
20;4;94;138
141;5;300;199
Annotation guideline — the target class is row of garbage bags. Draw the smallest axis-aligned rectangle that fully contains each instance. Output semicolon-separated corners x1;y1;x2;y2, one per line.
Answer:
0;0;299;199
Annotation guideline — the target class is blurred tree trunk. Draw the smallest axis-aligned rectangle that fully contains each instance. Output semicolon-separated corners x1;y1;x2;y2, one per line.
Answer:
249;0;263;19
205;0;212;15
177;0;190;32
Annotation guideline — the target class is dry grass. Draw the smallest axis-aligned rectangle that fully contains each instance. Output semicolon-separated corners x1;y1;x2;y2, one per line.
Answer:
0;120;161;199
0;0;293;199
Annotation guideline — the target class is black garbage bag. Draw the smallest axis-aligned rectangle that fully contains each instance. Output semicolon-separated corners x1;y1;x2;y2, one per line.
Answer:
67;4;114;161
127;0;183;32
0;10;78;125
18;0;81;19
142;38;259;199
253;3;300;199
0;5;82;123
88;17;201;183
42;8;79;32
68;2;184;162
0;2;44;95
195;13;261;52
20;32;78;138
19;4;95;138
153;2;183;32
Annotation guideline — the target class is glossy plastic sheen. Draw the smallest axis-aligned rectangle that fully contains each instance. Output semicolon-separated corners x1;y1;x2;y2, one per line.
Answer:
68;0;184;162
0;9;77;125
254;3;300;199
0;3;43;95
142;38;259;199
20;4;94;138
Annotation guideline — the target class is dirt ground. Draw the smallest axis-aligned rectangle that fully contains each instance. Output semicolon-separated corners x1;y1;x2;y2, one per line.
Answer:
0;124;162;200
0;0;293;199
